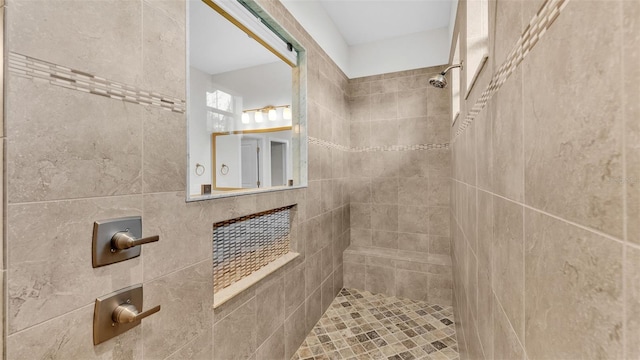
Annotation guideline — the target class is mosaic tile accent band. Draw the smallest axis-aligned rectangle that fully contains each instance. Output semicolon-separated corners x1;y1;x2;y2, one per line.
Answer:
294;288;459;360
309;136;449;153
8;52;186;113
213;206;292;293
453;0;569;141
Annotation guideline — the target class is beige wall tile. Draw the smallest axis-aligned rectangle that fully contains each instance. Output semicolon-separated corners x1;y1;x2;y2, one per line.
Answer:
284;263;305;319
398;233;429;253
476;190;493;275
426;149;451;177
142;192;212;282
349;96;371;123
256;325;285;360
426;85;450;116
284;303;306;359
213;297;257;359
350;203;371;229
398;151;429;178
372;230;398;249
143;260;212;359
305;287;322;332
524;209;623;359
343;262;365;290
398;88;428;118
522;0;623;238
429;177;451;207
492;196;524;340
493;297;524;360
7;195;143;333
398;206;428;234
165;328;212;360
492;68;524;202
371;178;399;204
396;269;428;301
626;246;640;359
350;122;371;148
256;276;285;348
477;267;493;359
365;265;396;296
142;107;186;193
493;0;522;67
370;93;398;121
370;120;399;146
624;0;640;246
142;0;185;99
320;273;334;312
7;0;142;85
371;205;398;232
398;177;429;206
321;245;334;280
475;108;493;192
6;305;142;359
305;250;322;297
427;207;450;237
427;274;452;305
6;76;142;203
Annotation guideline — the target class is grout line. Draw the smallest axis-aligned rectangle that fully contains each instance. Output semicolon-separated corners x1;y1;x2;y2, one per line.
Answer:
7;302;95;338
492;287;527;355
451;177;630;248
620;0;628;356
6;191;177;207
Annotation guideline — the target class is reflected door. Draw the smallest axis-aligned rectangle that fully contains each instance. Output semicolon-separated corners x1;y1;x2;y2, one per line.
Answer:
270;141;286;186
241;139;260;188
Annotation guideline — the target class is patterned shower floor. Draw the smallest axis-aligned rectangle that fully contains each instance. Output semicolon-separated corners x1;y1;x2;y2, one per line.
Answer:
292;288;459;360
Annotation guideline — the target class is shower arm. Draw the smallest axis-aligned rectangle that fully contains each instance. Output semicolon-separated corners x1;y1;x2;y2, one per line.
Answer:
440;63;463;75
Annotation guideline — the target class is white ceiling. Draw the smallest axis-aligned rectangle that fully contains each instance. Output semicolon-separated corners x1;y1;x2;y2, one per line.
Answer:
189;0;281;75
281;0;457;78
318;0;453;45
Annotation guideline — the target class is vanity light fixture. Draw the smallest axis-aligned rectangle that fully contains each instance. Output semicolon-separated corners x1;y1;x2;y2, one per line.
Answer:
242;105;292;123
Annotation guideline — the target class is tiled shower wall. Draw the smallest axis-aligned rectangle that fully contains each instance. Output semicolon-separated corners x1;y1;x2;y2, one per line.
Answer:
345;69;453;303
3;0;349;359
451;0;640;359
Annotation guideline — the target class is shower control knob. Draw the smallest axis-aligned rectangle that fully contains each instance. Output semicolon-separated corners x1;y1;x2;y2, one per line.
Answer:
112;303;161;324
111;231;159;250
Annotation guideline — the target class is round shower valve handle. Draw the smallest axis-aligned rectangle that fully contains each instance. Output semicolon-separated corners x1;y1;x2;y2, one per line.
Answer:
112;303;161;324
111;231;159;250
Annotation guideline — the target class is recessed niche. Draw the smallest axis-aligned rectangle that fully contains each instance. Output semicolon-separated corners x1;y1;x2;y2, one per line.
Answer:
213;205;299;308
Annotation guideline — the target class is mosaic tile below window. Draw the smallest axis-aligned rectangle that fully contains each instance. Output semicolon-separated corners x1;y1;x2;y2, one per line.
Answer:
293;288;458;360
213;206;292;293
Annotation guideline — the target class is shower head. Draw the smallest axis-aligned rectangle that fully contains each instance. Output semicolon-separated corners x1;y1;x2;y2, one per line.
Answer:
429;74;448;88
428;63;463;89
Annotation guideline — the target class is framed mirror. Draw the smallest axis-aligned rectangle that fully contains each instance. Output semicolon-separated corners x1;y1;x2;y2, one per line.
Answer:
187;0;307;201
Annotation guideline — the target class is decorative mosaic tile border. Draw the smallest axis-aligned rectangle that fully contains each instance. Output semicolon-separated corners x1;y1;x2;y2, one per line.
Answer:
213;206;292;293
453;0;569;140
309;136;449;152
8;52;186;113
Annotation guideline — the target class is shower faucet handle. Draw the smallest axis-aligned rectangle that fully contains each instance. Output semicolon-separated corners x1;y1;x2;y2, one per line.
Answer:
111;231;159;250
112;303;161;324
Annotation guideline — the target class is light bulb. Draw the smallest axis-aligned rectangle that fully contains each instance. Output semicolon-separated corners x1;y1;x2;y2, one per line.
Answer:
254;111;263;123
241;112;250;124
268;109;277;121
283;107;292;120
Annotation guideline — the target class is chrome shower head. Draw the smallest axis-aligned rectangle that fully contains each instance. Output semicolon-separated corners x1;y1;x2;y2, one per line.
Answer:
429;74;447;88
428;63;463;89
